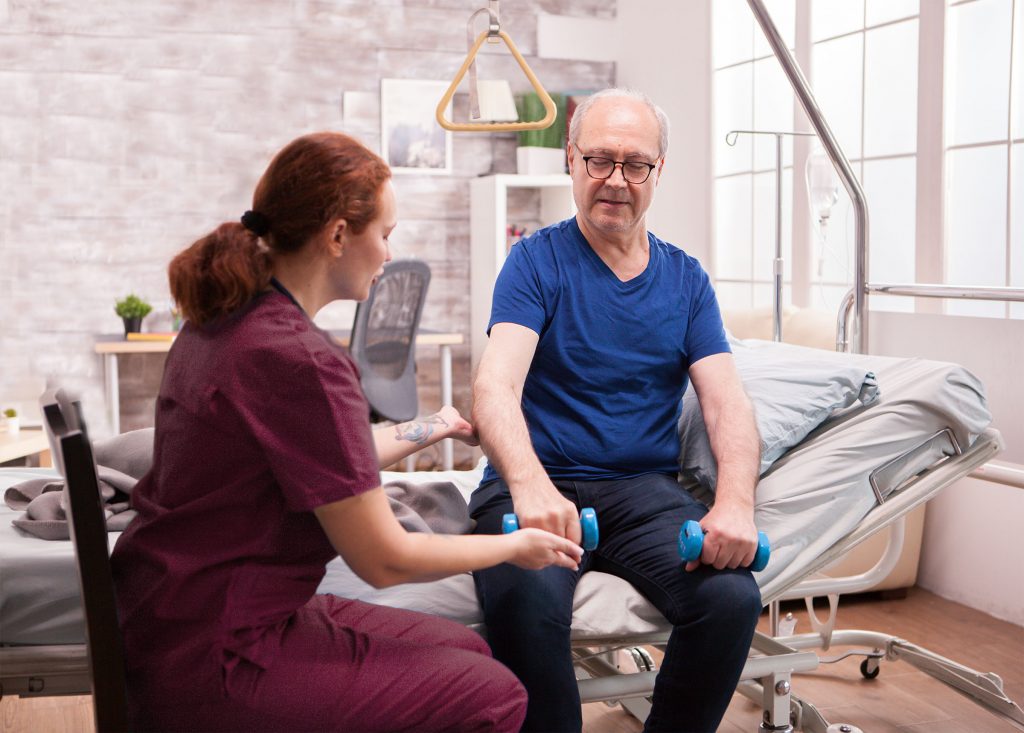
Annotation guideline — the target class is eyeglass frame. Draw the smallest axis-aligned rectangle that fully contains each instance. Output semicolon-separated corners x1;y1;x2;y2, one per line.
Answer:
573;144;660;184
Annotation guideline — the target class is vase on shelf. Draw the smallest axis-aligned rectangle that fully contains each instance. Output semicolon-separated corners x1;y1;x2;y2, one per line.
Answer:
516;147;566;176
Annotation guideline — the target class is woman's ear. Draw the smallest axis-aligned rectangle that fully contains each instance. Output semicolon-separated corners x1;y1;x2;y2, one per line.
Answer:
327;218;348;258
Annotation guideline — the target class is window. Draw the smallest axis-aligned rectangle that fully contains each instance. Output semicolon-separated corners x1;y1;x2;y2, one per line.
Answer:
944;0;1022;318
810;4;919;314
711;0;796;310
711;0;1023;320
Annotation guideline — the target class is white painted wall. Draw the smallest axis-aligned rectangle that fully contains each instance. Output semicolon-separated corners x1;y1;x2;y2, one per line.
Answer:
917;475;1024;625
615;0;713;267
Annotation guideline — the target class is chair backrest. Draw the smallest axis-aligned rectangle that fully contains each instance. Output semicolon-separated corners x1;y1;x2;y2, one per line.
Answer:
40;389;129;733
350;259;431;422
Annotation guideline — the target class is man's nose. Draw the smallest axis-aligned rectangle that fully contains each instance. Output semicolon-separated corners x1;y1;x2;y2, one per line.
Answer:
606;163;629;186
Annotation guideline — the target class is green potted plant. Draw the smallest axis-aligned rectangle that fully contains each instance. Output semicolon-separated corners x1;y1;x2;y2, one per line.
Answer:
115;294;153;336
515;91;567;175
2;407;18;438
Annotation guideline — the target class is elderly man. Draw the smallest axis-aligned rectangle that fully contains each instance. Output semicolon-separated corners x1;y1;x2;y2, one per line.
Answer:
470;88;763;732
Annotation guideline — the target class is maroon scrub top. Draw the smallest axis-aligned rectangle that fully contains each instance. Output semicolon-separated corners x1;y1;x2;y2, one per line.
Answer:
110;289;380;695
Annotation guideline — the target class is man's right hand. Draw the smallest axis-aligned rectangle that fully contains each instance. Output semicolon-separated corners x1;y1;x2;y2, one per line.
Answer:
511;481;583;546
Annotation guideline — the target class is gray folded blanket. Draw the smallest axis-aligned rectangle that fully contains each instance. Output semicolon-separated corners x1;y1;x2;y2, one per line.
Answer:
4;427;472;539
384;480;473;535
3;428;154;540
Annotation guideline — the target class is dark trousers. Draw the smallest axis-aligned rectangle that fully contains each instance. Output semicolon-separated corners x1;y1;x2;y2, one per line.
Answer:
469;473;762;733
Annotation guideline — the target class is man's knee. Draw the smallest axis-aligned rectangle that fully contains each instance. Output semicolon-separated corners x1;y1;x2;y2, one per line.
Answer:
666;568;762;631
698;570;762;629
478;564;575;625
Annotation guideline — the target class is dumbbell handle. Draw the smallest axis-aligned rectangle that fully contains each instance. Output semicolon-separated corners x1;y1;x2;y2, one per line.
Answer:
502;507;599;551
678;519;770;572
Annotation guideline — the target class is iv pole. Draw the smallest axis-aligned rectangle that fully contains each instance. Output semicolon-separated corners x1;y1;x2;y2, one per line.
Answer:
726;129;815;342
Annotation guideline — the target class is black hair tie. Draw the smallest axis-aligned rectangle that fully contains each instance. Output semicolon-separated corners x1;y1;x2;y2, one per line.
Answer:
241;210;270;236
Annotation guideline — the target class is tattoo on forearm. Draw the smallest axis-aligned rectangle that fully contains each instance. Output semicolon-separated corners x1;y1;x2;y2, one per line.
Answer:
394;413;450;445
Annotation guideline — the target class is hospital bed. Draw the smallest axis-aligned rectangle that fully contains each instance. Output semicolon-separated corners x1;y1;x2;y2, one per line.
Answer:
2;340;1021;732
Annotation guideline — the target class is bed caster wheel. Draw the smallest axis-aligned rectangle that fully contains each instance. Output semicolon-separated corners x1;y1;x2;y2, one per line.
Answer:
627;646;656;672
678;519;771;571
860;658;880;679
502;507;599;550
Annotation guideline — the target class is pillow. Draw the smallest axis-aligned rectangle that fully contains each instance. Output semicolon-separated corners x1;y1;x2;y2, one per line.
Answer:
678;337;880;494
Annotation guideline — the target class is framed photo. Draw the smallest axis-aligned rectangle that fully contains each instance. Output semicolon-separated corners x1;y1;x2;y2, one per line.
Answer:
380;79;452;175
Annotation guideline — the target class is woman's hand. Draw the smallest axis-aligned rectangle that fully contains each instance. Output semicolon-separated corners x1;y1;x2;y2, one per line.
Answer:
377;406;478;466
506;527;583;571
435;405;479;446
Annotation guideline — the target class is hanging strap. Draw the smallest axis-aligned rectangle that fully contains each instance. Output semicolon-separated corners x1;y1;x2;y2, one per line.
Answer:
466;1;501;120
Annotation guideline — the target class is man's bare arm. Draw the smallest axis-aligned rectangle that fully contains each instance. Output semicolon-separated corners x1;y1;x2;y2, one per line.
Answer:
473;322;581;543
687;352;761;570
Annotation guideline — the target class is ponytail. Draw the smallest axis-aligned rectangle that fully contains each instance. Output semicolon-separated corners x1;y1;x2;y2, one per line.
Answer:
168;223;272;327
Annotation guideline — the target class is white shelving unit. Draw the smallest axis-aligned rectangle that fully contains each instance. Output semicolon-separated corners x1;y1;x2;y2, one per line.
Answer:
469;174;575;369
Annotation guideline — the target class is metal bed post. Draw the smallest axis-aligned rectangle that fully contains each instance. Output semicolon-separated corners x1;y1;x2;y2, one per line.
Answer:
745;0;870;354
837;284;1024;352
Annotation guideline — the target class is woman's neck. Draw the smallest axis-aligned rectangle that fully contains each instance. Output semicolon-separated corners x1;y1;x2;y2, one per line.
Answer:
271;255;331;317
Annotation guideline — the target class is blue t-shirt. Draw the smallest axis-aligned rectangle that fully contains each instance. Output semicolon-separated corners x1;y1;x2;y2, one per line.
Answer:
482;217;730;483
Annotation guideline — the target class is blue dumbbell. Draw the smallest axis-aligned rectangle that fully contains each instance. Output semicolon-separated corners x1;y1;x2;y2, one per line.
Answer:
678;519;770;572
502;507;599;551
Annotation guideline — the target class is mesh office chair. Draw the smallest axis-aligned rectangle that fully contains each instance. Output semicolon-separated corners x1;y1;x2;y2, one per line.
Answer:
40;389;130;733
350;259;431;423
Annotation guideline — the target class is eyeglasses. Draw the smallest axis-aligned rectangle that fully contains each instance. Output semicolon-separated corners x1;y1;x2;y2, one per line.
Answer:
576;146;658;184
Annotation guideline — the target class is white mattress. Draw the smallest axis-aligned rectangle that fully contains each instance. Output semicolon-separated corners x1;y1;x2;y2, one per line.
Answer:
0;347;993;646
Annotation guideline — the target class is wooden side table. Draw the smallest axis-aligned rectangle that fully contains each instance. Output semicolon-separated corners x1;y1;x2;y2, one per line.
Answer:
94;329;465;469
0;427;52;467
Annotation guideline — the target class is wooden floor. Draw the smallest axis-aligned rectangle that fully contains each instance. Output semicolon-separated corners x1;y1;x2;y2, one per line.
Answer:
3;588;1021;732
583;588;1024;733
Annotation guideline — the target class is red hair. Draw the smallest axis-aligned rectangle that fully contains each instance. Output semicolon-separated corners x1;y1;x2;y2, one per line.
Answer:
169;132;391;327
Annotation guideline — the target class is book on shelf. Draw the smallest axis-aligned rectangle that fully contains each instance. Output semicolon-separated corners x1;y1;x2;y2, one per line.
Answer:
125;332;177;342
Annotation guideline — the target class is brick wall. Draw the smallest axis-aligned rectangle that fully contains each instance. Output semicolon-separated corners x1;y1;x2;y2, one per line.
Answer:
0;0;615;468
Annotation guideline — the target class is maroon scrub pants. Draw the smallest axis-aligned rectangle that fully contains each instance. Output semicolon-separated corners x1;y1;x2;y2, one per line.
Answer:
130;594;526;732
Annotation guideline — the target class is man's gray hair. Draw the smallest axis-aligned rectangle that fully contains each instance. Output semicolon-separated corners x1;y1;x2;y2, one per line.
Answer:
567;88;670;158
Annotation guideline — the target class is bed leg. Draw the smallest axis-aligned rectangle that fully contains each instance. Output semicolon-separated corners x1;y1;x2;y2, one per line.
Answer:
759;672;795;732
888;639;1024;729
618;697;652;723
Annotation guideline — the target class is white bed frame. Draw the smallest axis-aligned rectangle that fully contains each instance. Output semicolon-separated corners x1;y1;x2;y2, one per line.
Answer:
569;428;1024;732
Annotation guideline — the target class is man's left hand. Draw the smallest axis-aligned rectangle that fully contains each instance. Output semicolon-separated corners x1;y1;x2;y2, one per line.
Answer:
685;502;758;572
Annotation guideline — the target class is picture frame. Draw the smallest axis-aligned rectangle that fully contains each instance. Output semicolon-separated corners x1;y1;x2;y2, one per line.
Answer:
380;79;452;175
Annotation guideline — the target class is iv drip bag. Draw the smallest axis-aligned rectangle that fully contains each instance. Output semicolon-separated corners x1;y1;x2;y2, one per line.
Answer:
805;146;839;224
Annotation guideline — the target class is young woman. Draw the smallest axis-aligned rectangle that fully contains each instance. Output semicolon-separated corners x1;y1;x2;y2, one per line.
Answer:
110;131;582;732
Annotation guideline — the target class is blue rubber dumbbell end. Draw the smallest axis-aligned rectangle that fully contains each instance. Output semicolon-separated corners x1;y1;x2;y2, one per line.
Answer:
678;519;770;572
579;507;599;551
502;507;599;551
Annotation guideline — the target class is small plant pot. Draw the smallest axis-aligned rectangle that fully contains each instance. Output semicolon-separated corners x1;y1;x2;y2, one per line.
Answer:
516;146;566;176
122;316;143;336
4;417;19;438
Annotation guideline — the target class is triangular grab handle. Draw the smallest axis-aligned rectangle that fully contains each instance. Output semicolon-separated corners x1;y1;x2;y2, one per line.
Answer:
436;30;557;133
